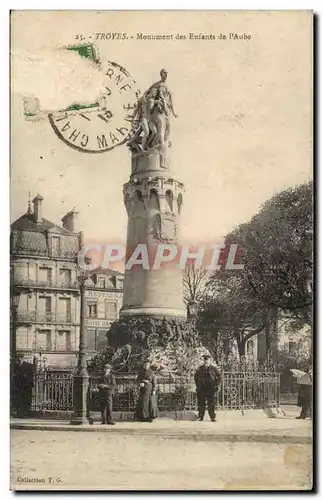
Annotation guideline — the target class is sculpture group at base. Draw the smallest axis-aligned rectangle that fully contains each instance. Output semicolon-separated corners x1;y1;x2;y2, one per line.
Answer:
127;69;178;163
87;315;210;375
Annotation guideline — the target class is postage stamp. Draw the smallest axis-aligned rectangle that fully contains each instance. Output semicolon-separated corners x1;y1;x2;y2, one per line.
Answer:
47;45;140;153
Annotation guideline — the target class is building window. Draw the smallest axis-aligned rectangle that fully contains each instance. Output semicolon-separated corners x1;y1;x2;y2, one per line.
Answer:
116;276;124;290
56;331;71;351
86;329;109;352
38;267;52;285
38;296;52;321
246;340;254;356
59;268;71;286
105;301;117;318
288;341;297;354
58;297;72;322
87;329;97;351
66;331;71;351
87;302;97;318
16;326;28;350
37;330;51;350
98;278;105;288
51;236;61;257
97;330;108;350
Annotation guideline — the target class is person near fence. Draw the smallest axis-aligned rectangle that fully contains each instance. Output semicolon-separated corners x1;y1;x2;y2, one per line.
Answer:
296;366;312;420
194;355;222;422
135;361;158;422
11;356;34;417
97;364;116;425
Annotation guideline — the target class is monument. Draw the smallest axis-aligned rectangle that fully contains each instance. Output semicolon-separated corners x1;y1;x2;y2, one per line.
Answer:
90;70;202;372
121;68;186;320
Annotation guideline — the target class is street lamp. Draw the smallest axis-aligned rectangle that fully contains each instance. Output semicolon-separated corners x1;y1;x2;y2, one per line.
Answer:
11;289;20;362
70;261;91;425
34;350;48;372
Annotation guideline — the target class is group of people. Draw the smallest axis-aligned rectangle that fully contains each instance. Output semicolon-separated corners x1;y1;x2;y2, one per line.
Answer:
95;354;222;425
94;360;158;425
12;353;312;423
96;357;314;425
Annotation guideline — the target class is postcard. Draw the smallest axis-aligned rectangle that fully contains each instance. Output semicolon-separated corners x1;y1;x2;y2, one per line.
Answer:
10;10;313;491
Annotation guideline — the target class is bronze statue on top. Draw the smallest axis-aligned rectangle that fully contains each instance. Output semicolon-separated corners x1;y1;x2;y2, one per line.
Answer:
146;69;178;118
128;69;178;162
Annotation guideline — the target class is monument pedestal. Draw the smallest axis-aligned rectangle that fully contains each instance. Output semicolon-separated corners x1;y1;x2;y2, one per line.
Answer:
121;150;186;321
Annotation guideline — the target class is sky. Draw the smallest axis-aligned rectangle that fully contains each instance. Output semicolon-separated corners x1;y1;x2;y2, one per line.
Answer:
11;10;313;246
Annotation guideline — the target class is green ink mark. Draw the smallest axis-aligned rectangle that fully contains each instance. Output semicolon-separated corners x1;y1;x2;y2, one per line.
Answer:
66;43;100;64
65;102;99;111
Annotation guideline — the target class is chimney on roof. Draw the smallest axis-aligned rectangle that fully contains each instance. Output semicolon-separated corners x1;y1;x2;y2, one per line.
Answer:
32;194;44;224
27;199;32;215
61;208;79;232
27;190;32;215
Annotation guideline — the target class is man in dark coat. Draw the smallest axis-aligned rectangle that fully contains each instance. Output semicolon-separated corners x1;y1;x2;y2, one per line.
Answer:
12;357;34;417
296;366;312;420
97;364;116;425
194;355;222;422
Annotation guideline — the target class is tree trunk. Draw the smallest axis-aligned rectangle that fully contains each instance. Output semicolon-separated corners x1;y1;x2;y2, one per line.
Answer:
237;338;246;359
223;336;230;357
265;307;278;358
265;322;271;357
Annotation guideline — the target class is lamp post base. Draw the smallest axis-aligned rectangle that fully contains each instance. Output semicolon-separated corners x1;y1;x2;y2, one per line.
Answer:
70;371;90;426
70;415;90;425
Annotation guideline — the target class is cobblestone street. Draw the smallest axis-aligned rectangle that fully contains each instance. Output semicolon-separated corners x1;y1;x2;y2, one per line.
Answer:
11;419;312;491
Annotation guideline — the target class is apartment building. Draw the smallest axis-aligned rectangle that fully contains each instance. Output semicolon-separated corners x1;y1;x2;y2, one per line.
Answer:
85;269;123;355
10;195;82;367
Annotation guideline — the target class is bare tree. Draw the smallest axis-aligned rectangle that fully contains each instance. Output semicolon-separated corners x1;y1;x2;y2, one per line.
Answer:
182;263;210;305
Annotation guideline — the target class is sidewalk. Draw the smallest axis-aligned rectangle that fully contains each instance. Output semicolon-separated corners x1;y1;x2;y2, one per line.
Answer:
11;411;312;444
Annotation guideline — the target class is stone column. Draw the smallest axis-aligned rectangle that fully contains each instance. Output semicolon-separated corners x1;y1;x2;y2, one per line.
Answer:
120;149;186;320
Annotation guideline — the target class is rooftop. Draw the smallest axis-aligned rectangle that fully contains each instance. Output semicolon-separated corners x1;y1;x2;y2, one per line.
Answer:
11;194;79;235
11;212;72;234
89;267;123;277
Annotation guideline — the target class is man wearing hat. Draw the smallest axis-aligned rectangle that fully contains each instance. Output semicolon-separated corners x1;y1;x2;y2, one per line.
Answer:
194;355;222;422
97;364;116;425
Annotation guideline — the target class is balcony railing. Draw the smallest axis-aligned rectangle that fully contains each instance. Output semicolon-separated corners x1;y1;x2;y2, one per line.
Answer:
11;248;78;260
16;311;75;324
57;313;72;323
13;278;79;290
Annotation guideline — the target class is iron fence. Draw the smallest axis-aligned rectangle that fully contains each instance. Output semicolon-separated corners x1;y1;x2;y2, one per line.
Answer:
31;369;280;413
